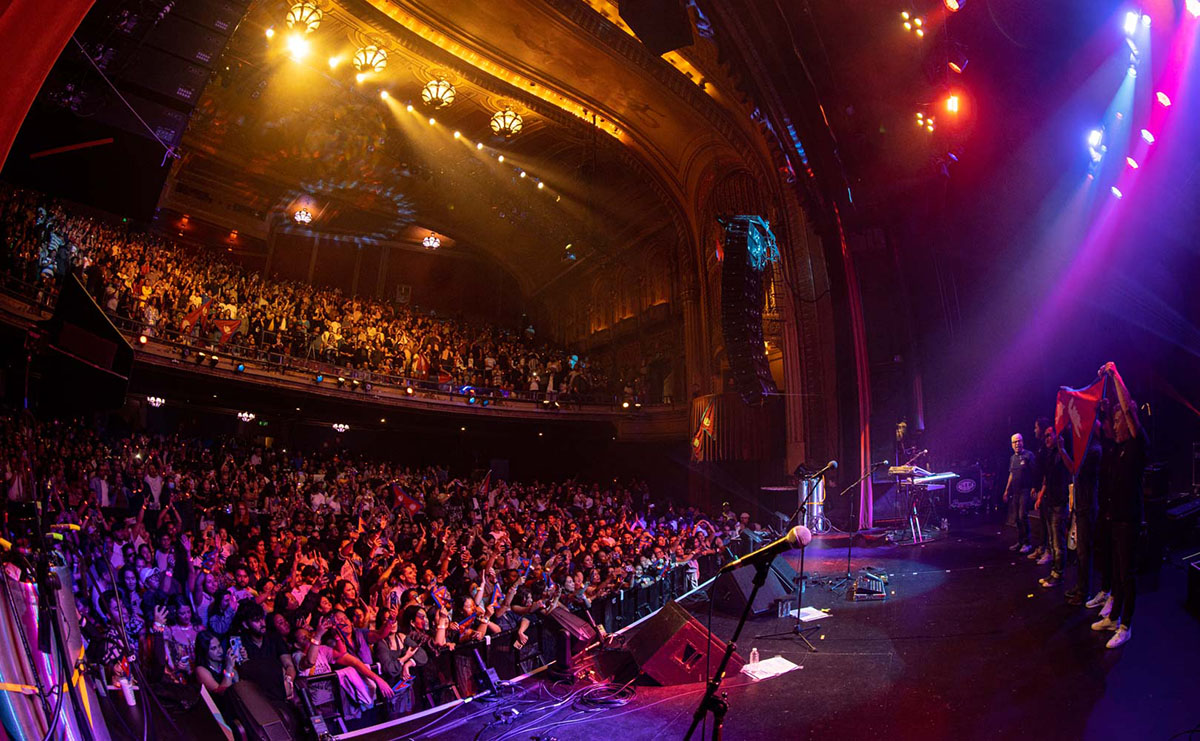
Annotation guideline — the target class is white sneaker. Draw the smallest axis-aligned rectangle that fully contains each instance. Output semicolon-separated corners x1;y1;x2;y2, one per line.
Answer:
1036;553;1052;565
1099;596;1113;618
1106;625;1131;648
1091;616;1118;631
1084;591;1110;609
1018;545;1033;554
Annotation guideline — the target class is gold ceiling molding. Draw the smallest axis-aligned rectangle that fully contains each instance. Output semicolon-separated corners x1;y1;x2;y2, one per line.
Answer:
361;0;625;140
576;0;711;94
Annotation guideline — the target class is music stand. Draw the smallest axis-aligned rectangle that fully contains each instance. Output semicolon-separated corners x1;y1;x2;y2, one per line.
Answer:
753;476;821;652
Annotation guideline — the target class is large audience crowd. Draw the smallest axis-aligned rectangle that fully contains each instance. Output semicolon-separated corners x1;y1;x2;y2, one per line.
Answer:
0;412;740;730
0;185;622;401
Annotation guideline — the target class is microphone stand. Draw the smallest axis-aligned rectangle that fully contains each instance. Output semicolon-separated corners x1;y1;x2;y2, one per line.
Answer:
828;463;884;594
684;559;772;741
753;477;819;652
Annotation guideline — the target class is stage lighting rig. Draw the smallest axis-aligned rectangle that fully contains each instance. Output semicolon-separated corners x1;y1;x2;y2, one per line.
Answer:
944;0;965;10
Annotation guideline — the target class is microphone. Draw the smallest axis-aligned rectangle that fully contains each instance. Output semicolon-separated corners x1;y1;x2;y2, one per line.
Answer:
718;525;812;574
807;460;837;479
872;460;890;468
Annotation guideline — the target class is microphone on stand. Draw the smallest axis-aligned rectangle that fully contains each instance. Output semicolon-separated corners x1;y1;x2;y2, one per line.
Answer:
807;460;838;480
872;460;890;468
718;525;812;574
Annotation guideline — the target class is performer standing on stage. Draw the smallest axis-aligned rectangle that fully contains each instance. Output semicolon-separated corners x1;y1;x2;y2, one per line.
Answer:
1089;362;1145;649
1003;433;1037;553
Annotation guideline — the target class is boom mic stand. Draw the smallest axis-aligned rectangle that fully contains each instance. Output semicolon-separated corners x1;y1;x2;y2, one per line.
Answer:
828;462;887;594
684;559;772;741
753;477;821;652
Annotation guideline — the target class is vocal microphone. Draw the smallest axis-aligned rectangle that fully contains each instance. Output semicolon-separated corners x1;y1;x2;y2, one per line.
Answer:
807;460;837;479
718;525;812;574
872;460;890;468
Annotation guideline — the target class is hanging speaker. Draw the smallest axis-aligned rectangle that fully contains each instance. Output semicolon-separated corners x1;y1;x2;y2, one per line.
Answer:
720;216;777;404
617;0;694;56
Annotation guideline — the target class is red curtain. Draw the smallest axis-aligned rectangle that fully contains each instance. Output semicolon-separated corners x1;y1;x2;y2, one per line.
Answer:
0;0;94;169
690;393;775;462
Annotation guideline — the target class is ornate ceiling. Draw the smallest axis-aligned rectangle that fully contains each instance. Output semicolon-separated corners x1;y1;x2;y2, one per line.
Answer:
162;0;772;293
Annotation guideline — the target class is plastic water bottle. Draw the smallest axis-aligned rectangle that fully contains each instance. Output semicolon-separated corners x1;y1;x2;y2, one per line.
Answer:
749;647;759;664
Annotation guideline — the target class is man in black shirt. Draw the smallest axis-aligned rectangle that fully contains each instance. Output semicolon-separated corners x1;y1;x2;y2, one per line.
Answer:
1063;423;1102;606
1035;428;1071;587
1002;433;1037;553
231;600;298;725
1090;362;1144;649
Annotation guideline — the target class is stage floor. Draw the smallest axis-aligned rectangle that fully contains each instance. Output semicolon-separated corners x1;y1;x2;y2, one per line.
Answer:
370;520;1199;741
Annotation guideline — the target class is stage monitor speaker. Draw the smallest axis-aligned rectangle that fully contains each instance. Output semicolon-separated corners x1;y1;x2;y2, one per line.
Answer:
624;601;744;685
618;0;694;56
711;564;790;617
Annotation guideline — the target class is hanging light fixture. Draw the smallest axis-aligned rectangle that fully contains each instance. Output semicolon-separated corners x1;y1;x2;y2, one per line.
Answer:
238;411;256;422
421;78;456;108
332;423;350;433
146;396;165;408
490;107;524;137
285;1;323;33
293;208;312;225
422;233;441;249
352;45;387;73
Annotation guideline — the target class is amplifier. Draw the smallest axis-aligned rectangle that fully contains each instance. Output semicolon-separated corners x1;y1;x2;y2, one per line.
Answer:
949;466;983;511
1189;560;1200;618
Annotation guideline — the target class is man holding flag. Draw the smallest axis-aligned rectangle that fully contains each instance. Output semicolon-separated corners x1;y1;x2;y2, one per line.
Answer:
1088;362;1145;649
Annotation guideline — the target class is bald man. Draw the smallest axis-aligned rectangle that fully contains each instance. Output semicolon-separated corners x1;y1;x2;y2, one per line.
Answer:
1003;433;1037;553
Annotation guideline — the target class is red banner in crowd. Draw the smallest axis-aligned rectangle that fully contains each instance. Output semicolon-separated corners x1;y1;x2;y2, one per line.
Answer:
180;305;205;333
214;319;241;344
390;482;423;517
1054;377;1107;474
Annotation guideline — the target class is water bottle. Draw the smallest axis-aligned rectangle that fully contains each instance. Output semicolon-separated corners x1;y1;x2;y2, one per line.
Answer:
749;647;759;664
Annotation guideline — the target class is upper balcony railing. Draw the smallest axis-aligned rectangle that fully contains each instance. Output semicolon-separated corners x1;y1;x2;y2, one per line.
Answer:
0;276;679;420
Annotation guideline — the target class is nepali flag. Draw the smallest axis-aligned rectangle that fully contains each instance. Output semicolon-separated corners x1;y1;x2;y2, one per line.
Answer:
1054;376;1107;475
699;402;716;438
214;319;241;344
180;304;205;333
489;583;503;610
390;482;423;517
430;584;452;612
478;471;491;498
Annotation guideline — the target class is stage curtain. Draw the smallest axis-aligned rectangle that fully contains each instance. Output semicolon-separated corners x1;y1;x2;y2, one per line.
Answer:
0;0;94;169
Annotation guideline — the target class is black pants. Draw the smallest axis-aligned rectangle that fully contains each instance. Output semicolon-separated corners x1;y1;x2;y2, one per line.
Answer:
1109;521;1137;628
1073;507;1094;595
1094;517;1113;594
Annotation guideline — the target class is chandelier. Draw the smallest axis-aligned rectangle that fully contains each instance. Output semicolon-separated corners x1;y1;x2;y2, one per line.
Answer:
490;107;523;137
352;45;387;73
238;412;256;422
146;396;165;408
421;78;456;108
332;423;350;433
293;208;312;224
285;1;322;33
422;234;441;249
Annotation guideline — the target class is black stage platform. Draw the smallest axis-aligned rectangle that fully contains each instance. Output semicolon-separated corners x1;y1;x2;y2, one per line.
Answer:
344;521;1199;741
